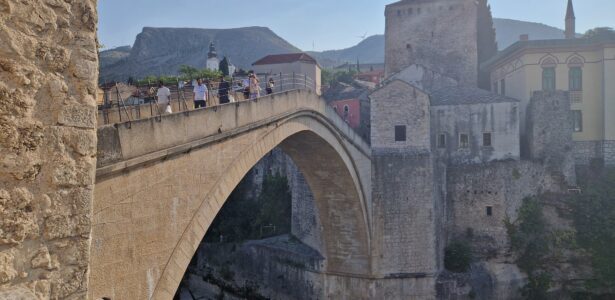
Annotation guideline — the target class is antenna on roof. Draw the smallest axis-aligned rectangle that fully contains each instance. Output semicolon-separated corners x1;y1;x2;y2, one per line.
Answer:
356;32;368;41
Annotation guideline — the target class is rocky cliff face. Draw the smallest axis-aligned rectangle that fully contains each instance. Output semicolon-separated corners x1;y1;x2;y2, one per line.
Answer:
100;26;300;81
0;0;99;298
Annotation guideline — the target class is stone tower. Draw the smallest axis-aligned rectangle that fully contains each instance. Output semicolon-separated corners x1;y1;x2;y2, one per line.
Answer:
206;42;220;71
385;0;491;87
565;0;576;39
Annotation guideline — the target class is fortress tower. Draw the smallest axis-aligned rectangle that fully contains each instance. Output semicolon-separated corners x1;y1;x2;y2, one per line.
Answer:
385;0;497;88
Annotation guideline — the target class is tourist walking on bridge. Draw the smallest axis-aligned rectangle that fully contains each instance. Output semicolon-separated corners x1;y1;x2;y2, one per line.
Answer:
249;73;260;100
156;81;171;114
193;79;208;109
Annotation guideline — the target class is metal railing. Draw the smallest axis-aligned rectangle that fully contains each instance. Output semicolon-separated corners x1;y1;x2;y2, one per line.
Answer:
98;73;318;126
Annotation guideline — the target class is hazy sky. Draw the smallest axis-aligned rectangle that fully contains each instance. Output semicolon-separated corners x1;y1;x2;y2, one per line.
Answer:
98;0;615;51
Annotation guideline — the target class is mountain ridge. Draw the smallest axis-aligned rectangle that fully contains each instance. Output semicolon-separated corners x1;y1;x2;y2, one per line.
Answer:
100;18;572;81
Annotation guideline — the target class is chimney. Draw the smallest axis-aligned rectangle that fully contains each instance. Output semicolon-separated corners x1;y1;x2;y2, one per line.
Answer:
520;34;529;41
565;0;576;39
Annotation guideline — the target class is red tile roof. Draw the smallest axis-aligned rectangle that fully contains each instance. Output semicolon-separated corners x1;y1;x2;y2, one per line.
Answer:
252;53;318;66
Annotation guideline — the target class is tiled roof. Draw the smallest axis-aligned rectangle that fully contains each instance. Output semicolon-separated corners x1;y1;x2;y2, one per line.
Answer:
481;36;615;70
252;53;318;66
430;86;519;106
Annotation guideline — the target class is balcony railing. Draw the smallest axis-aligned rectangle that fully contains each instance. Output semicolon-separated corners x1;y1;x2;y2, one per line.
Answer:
569;91;583;103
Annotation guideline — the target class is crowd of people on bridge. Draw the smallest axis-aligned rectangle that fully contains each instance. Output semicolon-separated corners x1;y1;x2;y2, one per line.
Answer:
154;71;276;115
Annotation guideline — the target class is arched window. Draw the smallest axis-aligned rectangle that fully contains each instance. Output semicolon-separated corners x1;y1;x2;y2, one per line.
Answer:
542;68;556;91
569;67;582;91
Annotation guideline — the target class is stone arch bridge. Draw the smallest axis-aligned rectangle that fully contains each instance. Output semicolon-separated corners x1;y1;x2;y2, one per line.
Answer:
91;90;374;299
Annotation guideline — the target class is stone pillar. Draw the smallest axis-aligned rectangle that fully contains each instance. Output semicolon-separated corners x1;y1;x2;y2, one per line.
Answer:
369;81;440;298
526;91;576;185
0;1;99;298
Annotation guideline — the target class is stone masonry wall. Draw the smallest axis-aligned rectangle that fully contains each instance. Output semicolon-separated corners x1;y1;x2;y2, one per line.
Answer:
0;1;98;299
446;161;563;258
385;0;478;86
526;91;576;185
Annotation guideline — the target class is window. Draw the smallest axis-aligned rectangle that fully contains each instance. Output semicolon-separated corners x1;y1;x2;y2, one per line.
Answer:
500;79;506;95
542;67;556;91
572;110;583;132
492;81;498;93
343;105;349;114
569;67;582;91
395;125;407;142
438;134;446;148
483;133;492;147
333;106;338;112
417;7;421;14
486;206;493;216
397;10;401;16
459;134;469;148
408;7;413;14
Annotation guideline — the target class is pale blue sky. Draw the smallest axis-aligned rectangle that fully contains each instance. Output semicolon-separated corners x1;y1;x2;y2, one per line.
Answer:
98;0;615;51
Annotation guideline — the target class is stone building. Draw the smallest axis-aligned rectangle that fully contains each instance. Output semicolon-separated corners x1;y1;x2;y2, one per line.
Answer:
384;0;497;87
430;86;520;165
252;53;322;95
482;0;615;165
206;42;220;71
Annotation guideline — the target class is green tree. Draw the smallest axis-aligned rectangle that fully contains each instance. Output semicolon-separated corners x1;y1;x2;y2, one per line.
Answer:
254;174;292;238
444;240;473;273
583;27;615;39
505;197;553;299
569;167;615;290
220;57;231;77
178;65;199;79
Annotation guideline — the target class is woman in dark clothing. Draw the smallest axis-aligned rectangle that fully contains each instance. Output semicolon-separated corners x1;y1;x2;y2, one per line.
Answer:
266;78;275;95
218;77;230;104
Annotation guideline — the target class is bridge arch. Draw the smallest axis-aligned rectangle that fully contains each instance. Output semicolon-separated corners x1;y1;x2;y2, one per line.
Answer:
90;91;372;299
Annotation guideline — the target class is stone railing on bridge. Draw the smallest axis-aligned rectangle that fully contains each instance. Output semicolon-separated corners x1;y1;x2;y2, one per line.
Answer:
97;73;317;127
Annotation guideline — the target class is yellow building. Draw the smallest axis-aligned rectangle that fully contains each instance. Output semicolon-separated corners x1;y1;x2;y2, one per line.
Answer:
482;0;615;165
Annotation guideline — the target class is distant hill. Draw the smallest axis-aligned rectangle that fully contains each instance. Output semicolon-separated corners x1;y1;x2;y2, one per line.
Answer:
99;46;131;69
310;18;571;68
308;35;385;68
99;27;300;81
493;18;569;49
99;19;573;80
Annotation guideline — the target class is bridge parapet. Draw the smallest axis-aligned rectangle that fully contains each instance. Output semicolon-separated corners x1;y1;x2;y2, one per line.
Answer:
97;89;370;172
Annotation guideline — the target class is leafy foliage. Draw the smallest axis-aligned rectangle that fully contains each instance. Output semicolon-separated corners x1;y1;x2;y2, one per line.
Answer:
505;197;553;299
583;27;615;39
444;240;473;273
569;167;615;290
321;69;357;87
205;173;292;243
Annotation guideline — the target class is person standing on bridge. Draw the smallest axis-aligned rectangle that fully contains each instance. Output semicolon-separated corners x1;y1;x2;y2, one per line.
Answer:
266;77;275;95
249;73;260;100
156;81;171;114
218;76;230;104
193;78;208;109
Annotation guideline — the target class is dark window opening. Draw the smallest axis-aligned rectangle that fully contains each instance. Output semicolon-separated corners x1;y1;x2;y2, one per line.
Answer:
408;7;413;14
395;125;407;142
493;81;498;93
569;67;583;91
500;79;506;95
397;10;401;16
486;206;493;216
542;67;556;91
438;133;446;148
406;43;412;50
572;110;583;132
459;134;469;148
483;133;492;147
417;7;421;14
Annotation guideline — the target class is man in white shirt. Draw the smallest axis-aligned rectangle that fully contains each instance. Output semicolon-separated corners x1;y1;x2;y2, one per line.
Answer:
156;81;171;114
193;79;208;109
